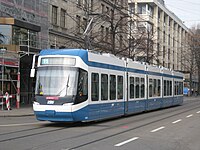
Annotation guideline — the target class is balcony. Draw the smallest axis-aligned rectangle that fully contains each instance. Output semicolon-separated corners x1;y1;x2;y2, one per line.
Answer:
138;14;153;24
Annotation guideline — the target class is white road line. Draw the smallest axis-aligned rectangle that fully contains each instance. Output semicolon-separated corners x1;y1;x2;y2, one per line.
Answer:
0;122;47;127
172;119;182;124
114;137;139;147
150;126;165;133
186;114;193;118
197;111;200;114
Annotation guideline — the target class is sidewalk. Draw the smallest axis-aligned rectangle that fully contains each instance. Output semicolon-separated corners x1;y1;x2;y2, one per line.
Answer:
0;105;34;117
0;96;199;117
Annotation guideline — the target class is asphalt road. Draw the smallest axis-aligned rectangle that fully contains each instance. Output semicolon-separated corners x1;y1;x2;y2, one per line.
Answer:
0;98;200;150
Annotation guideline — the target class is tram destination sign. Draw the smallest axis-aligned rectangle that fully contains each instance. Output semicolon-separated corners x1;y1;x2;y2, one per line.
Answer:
41;57;76;66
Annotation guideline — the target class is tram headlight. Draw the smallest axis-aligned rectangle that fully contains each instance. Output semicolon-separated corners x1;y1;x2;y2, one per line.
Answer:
63;103;73;106
33;101;40;105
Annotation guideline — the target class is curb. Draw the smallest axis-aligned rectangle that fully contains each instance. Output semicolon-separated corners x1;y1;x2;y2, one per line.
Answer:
0;114;35;118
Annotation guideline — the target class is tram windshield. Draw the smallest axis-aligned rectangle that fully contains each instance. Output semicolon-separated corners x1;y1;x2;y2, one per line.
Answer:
35;66;78;97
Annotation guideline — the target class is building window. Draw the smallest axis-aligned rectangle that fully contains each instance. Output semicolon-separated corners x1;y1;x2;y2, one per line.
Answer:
101;25;104;40
137;3;146;14
76;0;81;6
52;5;58;25
106;6;109;13
129;4;135;15
76;15;81;33
105;27;109;42
83;18;87;33
101;4;105;13
90;0;94;12
91;73;99;101
60;9;66;28
120;35;123;49
83;0;87;9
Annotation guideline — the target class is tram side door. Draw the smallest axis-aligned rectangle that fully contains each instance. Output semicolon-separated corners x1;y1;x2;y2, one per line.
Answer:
124;71;129;114
89;72;100;120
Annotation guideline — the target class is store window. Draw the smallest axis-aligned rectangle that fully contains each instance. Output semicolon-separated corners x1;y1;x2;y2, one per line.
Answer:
0;25;12;44
12;26;38;48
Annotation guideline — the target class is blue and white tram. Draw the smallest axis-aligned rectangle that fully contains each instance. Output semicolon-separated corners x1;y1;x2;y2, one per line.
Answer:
32;49;183;122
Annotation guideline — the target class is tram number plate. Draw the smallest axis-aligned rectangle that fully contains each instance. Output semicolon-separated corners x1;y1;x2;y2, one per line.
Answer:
47;100;54;104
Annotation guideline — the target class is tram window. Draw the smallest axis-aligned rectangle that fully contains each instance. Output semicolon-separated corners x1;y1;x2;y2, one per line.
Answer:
181;82;183;94
167;80;170;96
117;76;123;99
175;81;178;95
101;74;108;100
141;78;145;98
130;77;134;99
158;79;161;96
178;82;183;95
135;77;140;98
91;73;99;101
153;79;157;97
174;81;177;95
164;80;167;96
149;79;153;97
76;69;88;103
110;75;116;100
169;81;172;95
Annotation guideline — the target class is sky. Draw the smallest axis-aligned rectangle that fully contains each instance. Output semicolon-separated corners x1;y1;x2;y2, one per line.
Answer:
164;0;200;28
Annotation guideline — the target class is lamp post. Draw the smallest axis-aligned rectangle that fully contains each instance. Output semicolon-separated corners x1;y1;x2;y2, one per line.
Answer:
0;48;6;110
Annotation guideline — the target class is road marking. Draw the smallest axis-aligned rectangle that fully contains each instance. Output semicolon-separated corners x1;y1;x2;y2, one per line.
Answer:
172;119;182;124
186;114;193;118
196;111;200;114
114;137;139;147
0;122;47;127
150;126;165;133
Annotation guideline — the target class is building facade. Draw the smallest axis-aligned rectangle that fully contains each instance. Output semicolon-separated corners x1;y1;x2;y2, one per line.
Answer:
49;0;129;55
128;0;192;70
0;0;48;107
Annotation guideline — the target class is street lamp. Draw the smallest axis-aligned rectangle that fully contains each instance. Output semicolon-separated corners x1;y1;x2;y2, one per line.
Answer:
0;48;6;110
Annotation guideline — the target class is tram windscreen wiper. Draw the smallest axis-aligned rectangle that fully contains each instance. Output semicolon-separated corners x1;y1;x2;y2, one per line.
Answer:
56;75;70;96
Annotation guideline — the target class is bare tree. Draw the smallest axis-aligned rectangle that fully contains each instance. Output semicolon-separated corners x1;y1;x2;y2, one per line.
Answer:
191;25;200;94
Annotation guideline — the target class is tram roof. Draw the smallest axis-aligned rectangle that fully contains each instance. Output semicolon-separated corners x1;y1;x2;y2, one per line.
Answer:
40;49;87;57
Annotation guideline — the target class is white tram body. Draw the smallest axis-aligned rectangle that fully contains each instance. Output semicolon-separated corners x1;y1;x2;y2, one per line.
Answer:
33;49;183;122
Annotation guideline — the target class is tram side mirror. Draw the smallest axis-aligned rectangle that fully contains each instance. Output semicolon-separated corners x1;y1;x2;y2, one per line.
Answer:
30;68;35;78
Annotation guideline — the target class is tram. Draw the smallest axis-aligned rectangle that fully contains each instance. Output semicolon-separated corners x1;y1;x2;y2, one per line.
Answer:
32;49;183;122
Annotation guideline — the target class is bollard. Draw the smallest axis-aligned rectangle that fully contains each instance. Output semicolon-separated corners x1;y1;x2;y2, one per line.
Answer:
16;94;20;109
5;92;10;110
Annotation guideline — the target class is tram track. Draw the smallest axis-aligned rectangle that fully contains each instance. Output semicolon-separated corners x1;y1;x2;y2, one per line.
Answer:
63;102;200;150
27;100;200;150
0;100;199;149
0;122;82;143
